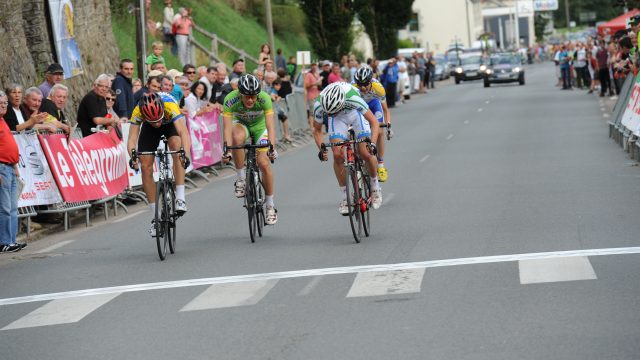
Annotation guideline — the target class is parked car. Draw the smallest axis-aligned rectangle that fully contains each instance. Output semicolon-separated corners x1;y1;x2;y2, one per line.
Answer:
433;54;450;80
483;52;525;87
453;53;487;84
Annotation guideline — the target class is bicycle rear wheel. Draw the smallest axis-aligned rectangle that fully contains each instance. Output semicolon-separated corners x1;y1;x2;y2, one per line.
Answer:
246;169;257;243
345;165;362;243
155;182;169;260
167;185;177;254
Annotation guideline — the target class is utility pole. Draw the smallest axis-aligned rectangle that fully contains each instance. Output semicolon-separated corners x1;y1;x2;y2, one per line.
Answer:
565;0;570;28
135;0;147;80
465;0;472;47
514;0;520;48
265;0;276;56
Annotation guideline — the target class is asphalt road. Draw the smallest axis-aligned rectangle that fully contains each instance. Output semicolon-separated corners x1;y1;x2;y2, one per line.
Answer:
1;63;639;359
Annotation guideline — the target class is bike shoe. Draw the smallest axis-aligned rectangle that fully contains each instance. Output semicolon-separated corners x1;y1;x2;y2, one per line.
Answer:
176;199;187;216
265;206;278;225
148;219;157;237
234;179;246;198
377;167;388;182
371;189;383;210
339;199;349;215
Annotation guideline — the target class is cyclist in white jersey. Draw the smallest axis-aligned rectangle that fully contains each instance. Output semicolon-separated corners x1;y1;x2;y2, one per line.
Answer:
312;82;382;214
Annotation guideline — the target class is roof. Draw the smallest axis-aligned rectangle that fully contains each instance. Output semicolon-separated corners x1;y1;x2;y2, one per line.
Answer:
597;9;640;36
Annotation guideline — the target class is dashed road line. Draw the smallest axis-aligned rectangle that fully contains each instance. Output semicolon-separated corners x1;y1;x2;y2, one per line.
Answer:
446;134;454;140
419;154;431;162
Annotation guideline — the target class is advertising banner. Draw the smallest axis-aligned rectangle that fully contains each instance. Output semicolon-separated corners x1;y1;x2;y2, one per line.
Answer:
13;132;63;207
38;129;128;202
47;0;83;78
188;110;223;170
621;75;640;136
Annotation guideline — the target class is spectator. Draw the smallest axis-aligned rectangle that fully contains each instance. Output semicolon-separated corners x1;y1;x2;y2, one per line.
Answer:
105;89;119;119
184;81;212;119
21;87;61;133
574;43;588;90
133;70;163;105
264;60;276;78
40;84;70;125
254;68;265;89
382;58;398;108
166;69;184;101
269;78;292;144
276;69;292;98
3;84;28;132
112;58;135;119
146;41;166;72
258;43;271;71
286;56;297;79
38;63;64;99
217;77;239;105
229;59;245;81
319;60;331;90
328;62;343;83
587;50;598;94
304;62;322;128
162;0;176;55
132;78;143;94
596;44;611;97
77;74;118;137
209;67;227;107
0;90;27;253
559;45;572;90
215;63;229;84
199;66;217;100
415;52;426;93
182;64;197;83
150;61;168;74
407;58;417;94
275;48;287;71
157;75;173;95
175;76;190;107
173;7;194;66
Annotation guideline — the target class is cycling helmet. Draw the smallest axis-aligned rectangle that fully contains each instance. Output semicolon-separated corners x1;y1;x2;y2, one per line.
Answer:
140;92;164;123
238;74;261;96
320;83;346;114
354;66;373;85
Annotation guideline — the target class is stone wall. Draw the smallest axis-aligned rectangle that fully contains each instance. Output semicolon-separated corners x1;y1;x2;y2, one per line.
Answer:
0;0;121;124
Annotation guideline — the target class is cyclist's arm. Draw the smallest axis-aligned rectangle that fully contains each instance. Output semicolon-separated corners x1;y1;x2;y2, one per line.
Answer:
312;120;324;149
127;123;140;155
173;117;191;159
364;109;379;144
222;113;233;148
265;111;277;147
381;100;391;125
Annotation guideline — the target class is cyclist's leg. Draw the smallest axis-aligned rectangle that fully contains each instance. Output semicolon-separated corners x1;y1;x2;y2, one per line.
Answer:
252;127;278;224
368;99;387;179
353;113;378;180
232;121;250;197
138;123;161;208
328;116;348;187
166;124;187;213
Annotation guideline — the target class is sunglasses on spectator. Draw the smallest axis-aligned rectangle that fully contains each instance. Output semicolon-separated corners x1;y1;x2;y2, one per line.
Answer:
185;71;196;74
106;97;115;101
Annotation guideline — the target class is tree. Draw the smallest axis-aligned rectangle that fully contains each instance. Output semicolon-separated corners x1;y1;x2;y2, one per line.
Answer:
554;0;628;28
355;0;414;59
534;13;550;43
299;0;356;60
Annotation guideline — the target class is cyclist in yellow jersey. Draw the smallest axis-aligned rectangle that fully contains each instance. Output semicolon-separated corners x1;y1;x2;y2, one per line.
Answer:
353;66;393;182
128;92;191;235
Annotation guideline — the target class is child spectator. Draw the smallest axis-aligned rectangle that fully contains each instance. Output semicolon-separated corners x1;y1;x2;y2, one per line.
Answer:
132;78;142;94
146;41;166;72
269;78;292;144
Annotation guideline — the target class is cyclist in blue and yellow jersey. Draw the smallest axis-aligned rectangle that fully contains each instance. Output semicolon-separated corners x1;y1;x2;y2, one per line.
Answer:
127;92;191;235
353;66;393;182
313;82;382;214
222;74;279;225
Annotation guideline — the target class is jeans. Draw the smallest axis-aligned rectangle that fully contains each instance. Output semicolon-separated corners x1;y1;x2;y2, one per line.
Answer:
0;164;18;245
561;67;571;89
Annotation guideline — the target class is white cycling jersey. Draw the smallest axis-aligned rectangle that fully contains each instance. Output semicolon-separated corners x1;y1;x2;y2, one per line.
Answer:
312;83;371;141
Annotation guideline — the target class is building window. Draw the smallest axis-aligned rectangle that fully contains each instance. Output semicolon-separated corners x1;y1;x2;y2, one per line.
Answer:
408;12;419;32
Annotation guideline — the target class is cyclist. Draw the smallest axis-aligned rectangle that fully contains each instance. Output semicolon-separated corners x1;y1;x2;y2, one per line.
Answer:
353;65;392;182
222;74;278;225
127;92;191;234
312;82;382;214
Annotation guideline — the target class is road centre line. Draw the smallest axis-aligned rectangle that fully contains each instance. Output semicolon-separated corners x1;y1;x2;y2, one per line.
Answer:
112;210;146;223
446;134;454;140
478;108;483;112
419;154;431;162
464;120;470;124
1;247;639;306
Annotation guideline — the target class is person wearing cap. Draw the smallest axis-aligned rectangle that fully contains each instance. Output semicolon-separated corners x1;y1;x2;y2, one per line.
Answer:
165;69;185;101
112;59;135;119
319;61;331;90
39;63;64;99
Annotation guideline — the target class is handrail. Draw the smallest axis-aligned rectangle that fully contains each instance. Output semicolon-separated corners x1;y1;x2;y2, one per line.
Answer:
191;24;259;66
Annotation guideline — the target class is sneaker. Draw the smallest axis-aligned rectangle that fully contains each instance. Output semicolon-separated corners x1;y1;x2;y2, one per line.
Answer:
176;199;187;216
377;167;388;182
234;179;246;198
265;206;278;225
371;189;382;210
338;199;349;215
0;243;24;253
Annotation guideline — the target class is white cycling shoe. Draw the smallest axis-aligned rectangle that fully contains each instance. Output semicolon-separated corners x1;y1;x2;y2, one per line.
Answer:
371;189;382;210
234;179;246;198
176;199;187;215
338;199;349;215
265;206;278;225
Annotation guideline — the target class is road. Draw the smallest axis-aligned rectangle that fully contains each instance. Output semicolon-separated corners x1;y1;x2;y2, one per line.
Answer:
1;63;639;359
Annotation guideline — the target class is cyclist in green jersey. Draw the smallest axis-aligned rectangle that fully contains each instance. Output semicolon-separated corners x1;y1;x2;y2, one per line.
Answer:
222;74;278;225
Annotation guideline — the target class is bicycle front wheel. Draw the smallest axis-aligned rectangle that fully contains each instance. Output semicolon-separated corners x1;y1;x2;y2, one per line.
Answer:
256;173;265;237
246;170;257;243
358;162;371;237
167;185;177;254
345;165;362;243
155;182;169;260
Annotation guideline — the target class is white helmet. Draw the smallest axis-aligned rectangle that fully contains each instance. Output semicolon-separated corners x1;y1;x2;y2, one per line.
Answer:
320;83;346;114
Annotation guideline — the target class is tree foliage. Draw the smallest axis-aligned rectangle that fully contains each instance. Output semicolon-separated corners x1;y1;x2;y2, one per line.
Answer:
554;0;631;28
534;13;550;43
355;0;414;59
299;0;356;60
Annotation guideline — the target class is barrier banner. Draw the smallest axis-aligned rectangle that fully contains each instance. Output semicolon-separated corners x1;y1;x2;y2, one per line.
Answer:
38;129;128;202
13;132;63;207
188;110;223;169
621;74;640;136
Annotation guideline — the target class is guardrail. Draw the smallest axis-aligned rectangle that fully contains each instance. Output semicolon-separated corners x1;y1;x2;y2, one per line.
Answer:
190;24;259;68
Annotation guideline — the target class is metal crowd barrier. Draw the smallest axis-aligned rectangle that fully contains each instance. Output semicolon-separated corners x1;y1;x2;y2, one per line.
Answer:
18;206;37;237
38;201;91;231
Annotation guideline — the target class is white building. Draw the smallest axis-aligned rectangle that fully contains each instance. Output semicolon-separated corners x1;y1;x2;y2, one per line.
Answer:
398;0;484;54
481;0;536;49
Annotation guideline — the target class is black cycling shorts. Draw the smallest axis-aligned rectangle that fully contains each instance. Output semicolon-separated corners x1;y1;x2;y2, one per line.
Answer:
137;121;179;152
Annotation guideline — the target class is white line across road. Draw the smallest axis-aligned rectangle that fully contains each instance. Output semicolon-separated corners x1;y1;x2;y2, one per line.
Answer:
0;247;639;307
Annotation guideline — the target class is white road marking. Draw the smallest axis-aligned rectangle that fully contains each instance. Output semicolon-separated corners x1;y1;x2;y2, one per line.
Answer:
112;210;146;223
347;268;426;297
1;293;120;330
477;108;483;112
600;107;606;111
603;114;610;118
383;193;395;205
446;134;454;140
519;256;597;284
485;100;490;104
186;187;203;195
36;240;75;254
464;120;470;124
419;154;431;162
180;280;278;311
298;276;323;296
1;247;639;306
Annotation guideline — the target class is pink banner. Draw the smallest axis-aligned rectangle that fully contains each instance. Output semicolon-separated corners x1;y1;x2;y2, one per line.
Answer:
38;129;129;202
188;110;223;169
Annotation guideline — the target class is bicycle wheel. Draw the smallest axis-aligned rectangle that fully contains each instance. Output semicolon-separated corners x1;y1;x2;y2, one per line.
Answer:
255;172;265;237
167;184;177;254
358;161;371;237
345;164;362;243
246;169;257;243
155;182;168;260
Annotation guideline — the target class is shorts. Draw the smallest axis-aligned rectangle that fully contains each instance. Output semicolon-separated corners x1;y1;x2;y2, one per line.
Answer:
327;111;371;141
367;98;385;123
138;121;179;152
234;120;269;150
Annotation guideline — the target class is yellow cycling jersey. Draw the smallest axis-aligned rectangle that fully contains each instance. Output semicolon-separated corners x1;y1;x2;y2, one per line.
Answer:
352;78;386;103
130;92;184;126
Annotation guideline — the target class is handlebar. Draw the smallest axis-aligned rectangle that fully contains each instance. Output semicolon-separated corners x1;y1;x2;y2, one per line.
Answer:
321;137;371;149
224;142;275;164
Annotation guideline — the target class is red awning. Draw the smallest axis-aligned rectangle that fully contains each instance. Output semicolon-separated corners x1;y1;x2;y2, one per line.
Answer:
597;9;640;36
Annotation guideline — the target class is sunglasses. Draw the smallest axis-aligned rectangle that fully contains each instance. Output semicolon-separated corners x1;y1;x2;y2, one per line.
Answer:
106;97;115;101
185;71;196;74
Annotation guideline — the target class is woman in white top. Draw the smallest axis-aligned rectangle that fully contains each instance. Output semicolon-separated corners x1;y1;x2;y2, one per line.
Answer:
183;81;212;119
